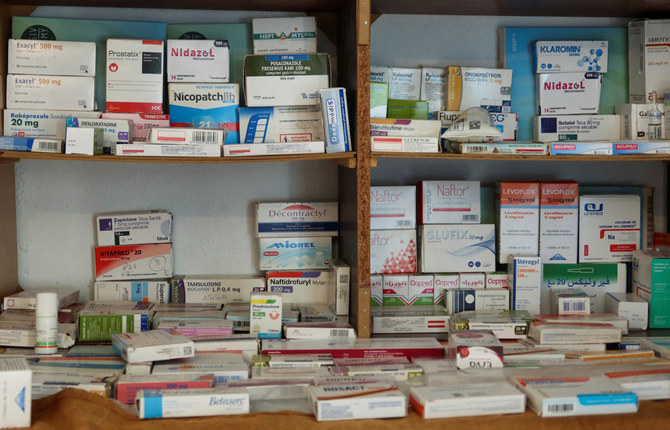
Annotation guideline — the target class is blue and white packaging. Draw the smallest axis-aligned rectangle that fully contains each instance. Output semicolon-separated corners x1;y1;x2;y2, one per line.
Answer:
319;88;352;153
535;41;608;73
167;39;230;83
508;256;542;315
239;106;323;143
0;136;62;153
266;270;330;304
533;115;620;142
168;83;239;143
135;388;249;419
613;142;670;154
0;358;31;428
66;117;132;154
256;202;338;237
550;142;613;155
94;281;170;304
259;237;332;270
418;224;496;273
491;112;518;141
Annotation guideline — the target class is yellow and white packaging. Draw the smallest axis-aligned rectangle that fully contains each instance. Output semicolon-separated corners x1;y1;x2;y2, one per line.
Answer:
447;66;512;112
537;72;602;115
389;67;421;100
579;195;641;263
0;358;31;428
8;39;95;76
7;74;95;111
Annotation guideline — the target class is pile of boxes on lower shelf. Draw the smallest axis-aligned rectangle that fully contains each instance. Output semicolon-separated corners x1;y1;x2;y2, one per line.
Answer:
0;15;351;158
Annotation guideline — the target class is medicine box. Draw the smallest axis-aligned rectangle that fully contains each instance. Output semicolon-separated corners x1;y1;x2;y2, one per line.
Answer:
497;181;540;264
135;388;249;419
370;229;417;274
244;54;330;106
370;118;442;138
420;67;447;119
65;126;103;155
447;66;512;112
408;274;434;306
94;243;173;280
533;115;621;142
252;16;317;55
629;19;670;103
386;99;429;119
0;358;31;428
550;142;613;155
115;374;215;404
632;249;670;328
94;280;170;303
370;82;389;118
491;112;518;141
4;109;101;140
96;210;172;246
370;65;391;83
152;355;249;385
613;142;670;154
537;72;602;115
7;74;95;111
371;306;450;334
170;276;265;305
167;39;229;83
78;311;151;342
66;117;132;154
383;274;409;306
370;274;383;307
117;143;222;157
445;289;509;314
328;259;350;316
239;106;323;143
535;40;608;73
266;270;329;304
106;39;164;114
8;39;95;76
419;225;496;273
370;136;438;152
223;141;324;156
0;137;60;154
460;272;485;289
542;263;627;314
370;185;416;230
616;103;666;140
551;288;591;314
410;382;525;419
433;273;459;306
101;113;169;143
508;256;542;315
605;292;648;330
485;272;509;289
250;291;282;339
579;195;640;263
419;180;481;224
112;329;195;363
3;288;79;310
309;382;407;421
256;202;338;237
540;181;579;264
447;330;504;369
320;87;352;153
260;237;332;271
168;83;239;143
389;67;421;100
148;127;225;145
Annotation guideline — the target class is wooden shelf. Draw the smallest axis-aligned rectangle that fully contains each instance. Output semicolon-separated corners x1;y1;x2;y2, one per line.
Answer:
371;151;670;165
0;150;357;166
371;0;670;17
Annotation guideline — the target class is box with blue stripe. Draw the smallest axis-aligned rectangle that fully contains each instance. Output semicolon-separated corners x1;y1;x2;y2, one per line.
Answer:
319;87;352;153
136;388;249;419
256;202;338;237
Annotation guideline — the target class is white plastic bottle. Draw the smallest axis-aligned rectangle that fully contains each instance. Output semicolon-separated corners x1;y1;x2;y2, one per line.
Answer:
35;292;58;354
648;91;663;140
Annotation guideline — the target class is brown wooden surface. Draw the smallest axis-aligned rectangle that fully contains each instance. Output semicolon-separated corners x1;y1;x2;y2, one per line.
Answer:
28;389;670;429
0;162;18;300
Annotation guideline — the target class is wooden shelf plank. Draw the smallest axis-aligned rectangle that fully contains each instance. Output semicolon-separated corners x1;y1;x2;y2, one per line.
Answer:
371;152;670;162
0;150;357;165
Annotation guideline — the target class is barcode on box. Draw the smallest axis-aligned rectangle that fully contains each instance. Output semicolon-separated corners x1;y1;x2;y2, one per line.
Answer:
78;99;87;106
183;346;193;355
339;275;349;284
330;329;350;337
37;140;60;152
563;301;585;312
79;65;88;72
192;131;218;143
466;145;488;153
547;403;574;413
396;220;412;227
462;214;478;222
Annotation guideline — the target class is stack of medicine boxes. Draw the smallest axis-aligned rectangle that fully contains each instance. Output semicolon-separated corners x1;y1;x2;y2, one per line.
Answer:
240;17;351;154
419;181;505;314
5;39;99;153
533;40;620;149
83;211;174;342
369;186;418;307
166;37;238;145
256;201;340;339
